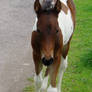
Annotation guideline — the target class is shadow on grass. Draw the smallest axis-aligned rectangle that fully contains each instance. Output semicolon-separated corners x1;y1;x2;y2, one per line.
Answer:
80;50;92;69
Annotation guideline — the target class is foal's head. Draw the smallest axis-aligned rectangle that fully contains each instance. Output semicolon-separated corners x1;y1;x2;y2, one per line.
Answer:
32;0;63;66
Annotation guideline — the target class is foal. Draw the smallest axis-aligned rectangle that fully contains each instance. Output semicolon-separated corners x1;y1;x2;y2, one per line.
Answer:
31;0;76;92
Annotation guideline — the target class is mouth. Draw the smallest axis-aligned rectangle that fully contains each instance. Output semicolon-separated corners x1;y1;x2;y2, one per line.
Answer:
42;57;54;66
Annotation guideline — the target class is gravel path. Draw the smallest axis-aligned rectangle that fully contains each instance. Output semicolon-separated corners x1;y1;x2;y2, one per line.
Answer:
0;0;35;92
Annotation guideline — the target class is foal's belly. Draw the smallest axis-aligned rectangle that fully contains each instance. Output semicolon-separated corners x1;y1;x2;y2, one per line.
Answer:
58;9;74;45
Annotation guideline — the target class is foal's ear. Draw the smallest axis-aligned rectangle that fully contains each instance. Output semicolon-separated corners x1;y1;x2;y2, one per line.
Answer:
54;0;62;13
34;0;42;14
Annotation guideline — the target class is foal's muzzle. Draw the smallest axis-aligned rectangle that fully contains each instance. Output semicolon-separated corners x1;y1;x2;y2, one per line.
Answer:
42;57;54;66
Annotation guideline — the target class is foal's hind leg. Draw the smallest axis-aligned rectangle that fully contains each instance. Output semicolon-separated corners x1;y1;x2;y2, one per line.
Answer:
33;51;43;92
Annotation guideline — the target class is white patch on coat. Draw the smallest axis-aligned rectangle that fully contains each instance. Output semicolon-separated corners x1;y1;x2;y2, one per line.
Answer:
60;0;67;5
33;18;37;31
57;56;68;92
58;3;74;45
47;85;58;92
34;71;43;92
40;76;49;92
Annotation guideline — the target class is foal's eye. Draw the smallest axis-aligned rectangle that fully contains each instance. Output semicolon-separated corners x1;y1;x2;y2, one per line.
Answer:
37;29;41;33
56;30;59;33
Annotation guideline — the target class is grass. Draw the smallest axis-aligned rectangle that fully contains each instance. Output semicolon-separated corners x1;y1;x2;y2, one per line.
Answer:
23;0;92;92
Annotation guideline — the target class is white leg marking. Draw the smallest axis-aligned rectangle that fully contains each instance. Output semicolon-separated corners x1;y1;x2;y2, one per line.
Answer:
57;56;68;92
34;71;43;92
40;76;49;92
47;85;57;92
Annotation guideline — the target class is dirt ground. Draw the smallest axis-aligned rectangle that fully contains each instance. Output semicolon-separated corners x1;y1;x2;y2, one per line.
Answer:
0;0;35;92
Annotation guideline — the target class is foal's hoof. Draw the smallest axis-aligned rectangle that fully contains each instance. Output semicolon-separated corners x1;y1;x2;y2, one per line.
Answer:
47;85;57;92
40;84;47;92
58;88;61;92
40;88;47;92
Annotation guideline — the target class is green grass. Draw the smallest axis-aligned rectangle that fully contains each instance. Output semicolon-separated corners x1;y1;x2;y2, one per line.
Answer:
23;0;92;92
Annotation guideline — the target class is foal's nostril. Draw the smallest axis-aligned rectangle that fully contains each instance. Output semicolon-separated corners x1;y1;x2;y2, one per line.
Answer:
49;57;54;63
42;57;54;66
42;57;46;63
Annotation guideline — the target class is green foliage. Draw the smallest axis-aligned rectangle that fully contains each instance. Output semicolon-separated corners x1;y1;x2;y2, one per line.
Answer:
24;0;92;92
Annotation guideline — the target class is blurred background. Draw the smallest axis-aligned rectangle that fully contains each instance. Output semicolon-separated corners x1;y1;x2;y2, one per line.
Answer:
0;0;35;92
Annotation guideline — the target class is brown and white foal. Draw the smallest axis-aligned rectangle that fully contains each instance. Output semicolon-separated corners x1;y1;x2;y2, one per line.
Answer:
31;0;76;92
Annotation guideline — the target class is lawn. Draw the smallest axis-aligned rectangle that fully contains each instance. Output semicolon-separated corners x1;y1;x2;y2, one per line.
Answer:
23;0;92;92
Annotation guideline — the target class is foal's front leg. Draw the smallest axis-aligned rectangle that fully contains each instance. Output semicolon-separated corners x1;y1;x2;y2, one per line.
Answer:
47;54;61;92
40;68;49;92
33;51;43;92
